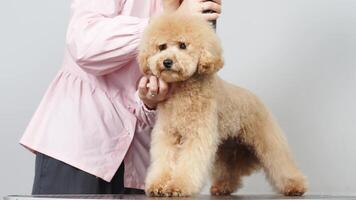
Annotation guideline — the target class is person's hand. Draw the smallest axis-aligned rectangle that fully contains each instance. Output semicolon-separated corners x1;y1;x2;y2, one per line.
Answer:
177;0;222;21
138;76;170;109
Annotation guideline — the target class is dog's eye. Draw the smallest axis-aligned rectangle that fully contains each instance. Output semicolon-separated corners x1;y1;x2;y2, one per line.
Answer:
158;44;167;51
179;42;187;50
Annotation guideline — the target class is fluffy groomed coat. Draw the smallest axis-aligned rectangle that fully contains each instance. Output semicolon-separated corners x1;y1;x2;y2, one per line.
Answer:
138;13;307;197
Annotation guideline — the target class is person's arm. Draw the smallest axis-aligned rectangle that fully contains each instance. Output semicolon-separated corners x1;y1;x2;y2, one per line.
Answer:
66;0;149;76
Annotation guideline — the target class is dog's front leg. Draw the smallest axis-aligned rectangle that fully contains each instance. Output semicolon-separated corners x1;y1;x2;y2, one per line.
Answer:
162;107;220;197
145;118;177;197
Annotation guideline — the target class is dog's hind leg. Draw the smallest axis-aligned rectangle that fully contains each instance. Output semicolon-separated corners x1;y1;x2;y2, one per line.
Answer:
241;111;307;196
210;138;260;195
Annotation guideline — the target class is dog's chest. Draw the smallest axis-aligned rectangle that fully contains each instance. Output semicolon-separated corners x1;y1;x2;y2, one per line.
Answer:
160;92;206;120
158;81;215;126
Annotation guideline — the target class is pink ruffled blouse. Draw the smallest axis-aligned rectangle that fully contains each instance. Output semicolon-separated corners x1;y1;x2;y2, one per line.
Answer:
20;0;163;189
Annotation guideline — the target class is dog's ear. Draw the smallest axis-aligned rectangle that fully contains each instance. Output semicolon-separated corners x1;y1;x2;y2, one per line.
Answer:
197;36;224;75
137;43;151;75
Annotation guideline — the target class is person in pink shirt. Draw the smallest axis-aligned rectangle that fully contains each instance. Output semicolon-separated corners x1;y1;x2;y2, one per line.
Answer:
20;0;221;195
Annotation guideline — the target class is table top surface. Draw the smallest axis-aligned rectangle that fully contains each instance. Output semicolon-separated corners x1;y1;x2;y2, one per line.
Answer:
3;195;356;200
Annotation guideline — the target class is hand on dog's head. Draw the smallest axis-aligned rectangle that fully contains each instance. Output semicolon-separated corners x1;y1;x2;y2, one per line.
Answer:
138;13;224;83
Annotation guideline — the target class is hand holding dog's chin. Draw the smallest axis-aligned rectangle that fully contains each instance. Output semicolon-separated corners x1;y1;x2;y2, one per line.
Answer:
138;76;170;110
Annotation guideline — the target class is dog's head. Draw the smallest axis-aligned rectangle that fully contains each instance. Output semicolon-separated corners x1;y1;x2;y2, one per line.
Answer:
138;13;224;83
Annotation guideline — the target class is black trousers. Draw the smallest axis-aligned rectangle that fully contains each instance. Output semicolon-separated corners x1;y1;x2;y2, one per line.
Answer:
32;153;145;195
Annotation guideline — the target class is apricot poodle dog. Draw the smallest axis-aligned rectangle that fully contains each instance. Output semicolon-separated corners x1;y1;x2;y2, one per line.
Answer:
138;13;307;197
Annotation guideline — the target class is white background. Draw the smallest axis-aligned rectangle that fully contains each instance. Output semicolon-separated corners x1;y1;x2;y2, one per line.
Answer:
1;0;355;197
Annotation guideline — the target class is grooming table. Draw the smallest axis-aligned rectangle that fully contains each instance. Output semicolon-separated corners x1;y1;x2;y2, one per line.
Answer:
3;195;356;200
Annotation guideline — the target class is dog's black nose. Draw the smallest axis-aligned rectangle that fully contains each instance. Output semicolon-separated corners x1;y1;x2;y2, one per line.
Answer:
163;59;173;69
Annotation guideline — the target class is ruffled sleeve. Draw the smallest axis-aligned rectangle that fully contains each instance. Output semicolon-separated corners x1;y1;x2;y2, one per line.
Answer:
66;0;149;76
133;91;157;128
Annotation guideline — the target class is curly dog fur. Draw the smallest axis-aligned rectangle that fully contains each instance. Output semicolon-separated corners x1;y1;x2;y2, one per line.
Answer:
138;13;307;197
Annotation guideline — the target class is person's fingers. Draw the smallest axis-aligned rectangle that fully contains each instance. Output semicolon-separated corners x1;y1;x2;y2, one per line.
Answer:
202;12;220;21
158;78;169;98
148;76;158;97
208;0;221;5
138;76;149;97
202;1;221;14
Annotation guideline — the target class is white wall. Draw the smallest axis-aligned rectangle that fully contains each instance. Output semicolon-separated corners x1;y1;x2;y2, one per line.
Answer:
1;0;355;197
0;0;70;197
215;0;356;195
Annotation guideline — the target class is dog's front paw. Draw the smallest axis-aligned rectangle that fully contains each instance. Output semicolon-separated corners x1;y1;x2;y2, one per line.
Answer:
161;179;195;197
145;183;164;197
281;176;307;196
145;169;173;197
210;183;234;196
162;186;183;197
145;176;171;197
